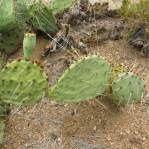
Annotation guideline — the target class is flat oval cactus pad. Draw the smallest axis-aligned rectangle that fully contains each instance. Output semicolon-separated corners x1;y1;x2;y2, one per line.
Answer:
49;55;112;102
112;72;145;104
0;60;48;106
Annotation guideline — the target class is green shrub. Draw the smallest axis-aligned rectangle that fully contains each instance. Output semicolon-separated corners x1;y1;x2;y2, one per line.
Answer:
120;0;149;19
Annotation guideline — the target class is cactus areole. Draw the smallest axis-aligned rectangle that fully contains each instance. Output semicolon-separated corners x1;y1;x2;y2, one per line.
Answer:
23;33;36;60
49;55;112;102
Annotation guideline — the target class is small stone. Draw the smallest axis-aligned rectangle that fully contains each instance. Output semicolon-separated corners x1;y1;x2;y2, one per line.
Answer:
93;126;97;131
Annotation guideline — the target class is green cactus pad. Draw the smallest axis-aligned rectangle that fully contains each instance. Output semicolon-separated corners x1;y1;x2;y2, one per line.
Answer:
49;55;112;102
23;33;36;60
0;0;16;31
29;3;58;33
0;28;23;54
0;60;48;106
112;72;145;104
0;0;24;54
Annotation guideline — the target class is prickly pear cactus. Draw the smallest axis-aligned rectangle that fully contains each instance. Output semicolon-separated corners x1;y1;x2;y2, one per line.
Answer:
0;60;48;106
0;0;24;54
0;0;16;31
49;55;112;102
112;72;145;104
29;3;58;33
15;0;58;33
23;33;36;60
0;28;23;54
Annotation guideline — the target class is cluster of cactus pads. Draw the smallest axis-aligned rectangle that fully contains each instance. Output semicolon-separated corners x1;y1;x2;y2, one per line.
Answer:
0;60;48;106
49;55;145;104
0;0;57;54
0;55;145;105
0;0;76;54
0;54;145;144
1;54;144;105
